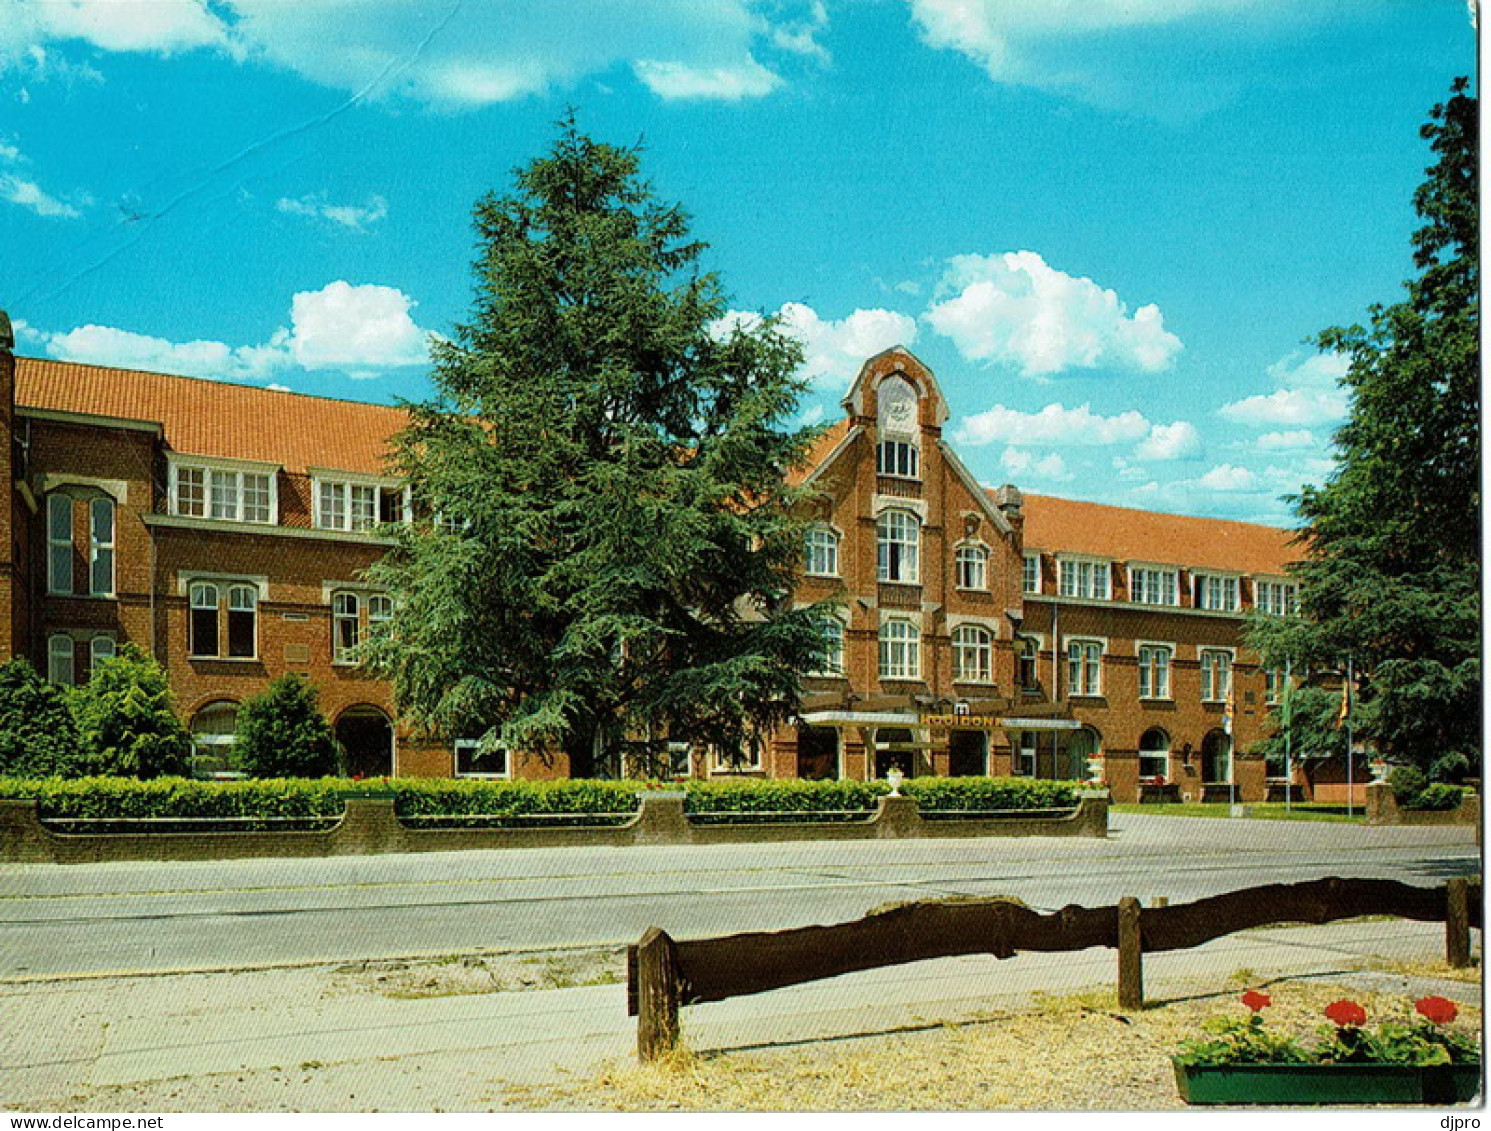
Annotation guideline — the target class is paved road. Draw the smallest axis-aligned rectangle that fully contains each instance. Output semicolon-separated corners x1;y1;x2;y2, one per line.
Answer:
0;814;1477;978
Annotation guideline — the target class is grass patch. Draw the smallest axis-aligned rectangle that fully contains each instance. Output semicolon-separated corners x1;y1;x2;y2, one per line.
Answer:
1113;802;1365;823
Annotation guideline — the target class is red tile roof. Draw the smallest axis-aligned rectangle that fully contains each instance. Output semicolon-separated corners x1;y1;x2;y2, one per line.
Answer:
1017;492;1299;575
15;357;406;476
787;418;852;487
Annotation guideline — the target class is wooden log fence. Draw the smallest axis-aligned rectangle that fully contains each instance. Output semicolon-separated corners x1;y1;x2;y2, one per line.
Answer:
628;875;1482;1060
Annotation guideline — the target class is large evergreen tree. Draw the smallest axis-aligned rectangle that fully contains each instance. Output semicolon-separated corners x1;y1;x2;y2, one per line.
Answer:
1251;79;1479;774
69;645;190;778
364;122;829;778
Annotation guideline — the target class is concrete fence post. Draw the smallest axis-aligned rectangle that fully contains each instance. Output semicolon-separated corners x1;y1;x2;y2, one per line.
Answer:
1446;876;1472;968
1117;896;1144;1010
636;926;682;1061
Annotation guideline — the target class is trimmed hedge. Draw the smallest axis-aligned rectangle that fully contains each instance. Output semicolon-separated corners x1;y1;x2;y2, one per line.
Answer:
0;774;1086;831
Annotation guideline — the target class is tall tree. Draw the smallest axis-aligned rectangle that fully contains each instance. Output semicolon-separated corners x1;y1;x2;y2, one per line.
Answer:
69;645;190;779
1251;79;1479;774
364;121;828;778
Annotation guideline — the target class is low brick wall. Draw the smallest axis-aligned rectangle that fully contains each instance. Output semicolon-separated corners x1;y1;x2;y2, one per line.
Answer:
0;790;1109;864
1365;782;1480;827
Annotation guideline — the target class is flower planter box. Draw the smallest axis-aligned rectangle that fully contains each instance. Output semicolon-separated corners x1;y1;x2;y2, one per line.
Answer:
1173;1060;1482;1106
1137;783;1181;804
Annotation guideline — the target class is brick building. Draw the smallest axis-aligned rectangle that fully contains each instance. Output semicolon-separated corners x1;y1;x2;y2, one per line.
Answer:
0;319;1299;801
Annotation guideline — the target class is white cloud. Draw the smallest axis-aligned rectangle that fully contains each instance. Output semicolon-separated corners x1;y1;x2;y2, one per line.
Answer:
955;401;1150;447
633;59;781;100
1134;420;1202;461
1001;447;1072;481
1256;429;1316;451
36;280;433;381
276;194;388;232
38;0;228;55
1218;386;1348;427
287;281;430;375
769;0;830;63
715;302;917;387
1266;350;1350;389
924;251;1181;377
1195;463;1260;492
0;172;81;218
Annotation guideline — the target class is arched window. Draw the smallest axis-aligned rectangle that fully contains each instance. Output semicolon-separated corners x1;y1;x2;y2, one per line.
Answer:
89;497;115;596
951;624;993;683
47;494;73;595
188;582;219;657
955;543;988;590
47;634;75;686
804;527;839;577
368;594;394;630
813;618;845;677
89;635;116;679
191;701;241;777
333;592;361;661
227;585;257;658
1139;727;1170;781
876;510;920;583
878;619;920;680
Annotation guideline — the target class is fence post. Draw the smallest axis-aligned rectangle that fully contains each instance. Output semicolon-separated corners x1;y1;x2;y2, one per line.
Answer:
1446;877;1471;969
636;926;682;1061
1117;896;1144;1009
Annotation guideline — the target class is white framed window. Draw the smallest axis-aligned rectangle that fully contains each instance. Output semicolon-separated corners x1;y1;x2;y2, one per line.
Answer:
1137;644;1172;699
368;594;393;631
1196;574;1241;612
1264;668;1284;705
88;635;116;678
189;581;257;659
47;493;73;595
1059;558;1110;600
1016;731;1038;776
47;633;75;686
1022;553;1041;595
333;592;361;661
877;510;920;583
1138;727;1170;781
878;619;920;680
1256;580;1299;617
951;624;993;683
1016;635;1040;690
876;439;920;479
1200;649;1234;702
89;497;114;597
712;738;765;772
804;527;839;577
1066;639;1103;696
955;544;988;590
454;738;510;779
314;477;409;532
1129;566;1179;607
172;461;275;524
813;618;845;677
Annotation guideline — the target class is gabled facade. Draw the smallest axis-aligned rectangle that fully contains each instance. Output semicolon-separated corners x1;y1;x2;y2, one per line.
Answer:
0;320;1302;800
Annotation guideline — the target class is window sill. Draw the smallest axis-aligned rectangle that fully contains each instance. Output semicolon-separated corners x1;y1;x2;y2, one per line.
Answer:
953;586;990;594
952;678;995;687
1140;696;1174;703
455;773;511;780
188;655;261;664
878;579;922;588
803;572;841;581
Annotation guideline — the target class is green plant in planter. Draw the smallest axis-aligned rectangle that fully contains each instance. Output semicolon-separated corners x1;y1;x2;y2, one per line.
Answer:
1176;992;1311;1066
1318;996;1480;1067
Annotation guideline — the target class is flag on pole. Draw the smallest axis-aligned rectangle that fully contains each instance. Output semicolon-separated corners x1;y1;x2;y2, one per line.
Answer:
1223;682;1236;737
1336;669;1353;728
1280;659;1293;728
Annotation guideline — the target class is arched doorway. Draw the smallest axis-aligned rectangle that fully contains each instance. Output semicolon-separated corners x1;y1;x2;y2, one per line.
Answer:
190;700;241;778
1139;728;1170;781
1201;729;1232;783
796;725;839;781
1065;725;1102;781
336;705;394;778
948;730;988;777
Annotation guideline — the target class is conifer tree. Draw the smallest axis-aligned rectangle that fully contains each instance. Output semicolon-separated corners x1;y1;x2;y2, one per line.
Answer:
69;644;189;778
364;121;829;777
1252;80;1479;774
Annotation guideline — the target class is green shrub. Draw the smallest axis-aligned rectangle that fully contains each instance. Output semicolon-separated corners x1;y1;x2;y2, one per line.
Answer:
1429;752;1472;785
1409;782;1467;811
236;675;339;778
684;778;884;823
903;776;1081;813
1387;764;1429;805
68;645;189;778
391;778;642;827
0;776;348;831
0;658;87;777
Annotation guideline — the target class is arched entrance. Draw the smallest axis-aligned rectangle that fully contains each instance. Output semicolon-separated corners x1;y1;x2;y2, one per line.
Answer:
190;700;241;778
336;705;394;778
1065;725;1102;781
1139;727;1170;781
796;725;839;781
1201;729;1233;783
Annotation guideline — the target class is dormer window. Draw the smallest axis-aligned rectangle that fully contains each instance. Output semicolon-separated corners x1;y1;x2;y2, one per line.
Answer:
1256;579;1299;616
1058;557;1111;601
1195;574;1241;612
170;458;277;525
876;375;920;480
312;474;410;533
1129;565;1179;606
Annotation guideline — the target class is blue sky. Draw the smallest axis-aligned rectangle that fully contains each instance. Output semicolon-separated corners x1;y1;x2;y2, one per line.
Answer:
0;0;1476;525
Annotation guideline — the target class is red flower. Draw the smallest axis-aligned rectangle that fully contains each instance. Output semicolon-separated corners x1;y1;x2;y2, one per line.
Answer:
1324;1000;1368;1027
1416;996;1458;1025
1240;990;1271;1013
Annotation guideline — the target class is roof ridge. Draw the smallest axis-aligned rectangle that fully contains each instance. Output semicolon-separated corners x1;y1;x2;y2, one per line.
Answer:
1012;489;1295;535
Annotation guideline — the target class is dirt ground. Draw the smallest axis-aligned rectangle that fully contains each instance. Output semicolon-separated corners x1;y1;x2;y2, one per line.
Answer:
2;950;1478;1113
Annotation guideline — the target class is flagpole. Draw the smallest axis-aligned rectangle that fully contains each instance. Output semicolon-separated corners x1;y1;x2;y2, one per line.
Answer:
1284;655;1293;814
1345;656;1354;819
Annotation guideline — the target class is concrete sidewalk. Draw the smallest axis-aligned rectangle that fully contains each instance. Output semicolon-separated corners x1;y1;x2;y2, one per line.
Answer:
2;916;1478;1110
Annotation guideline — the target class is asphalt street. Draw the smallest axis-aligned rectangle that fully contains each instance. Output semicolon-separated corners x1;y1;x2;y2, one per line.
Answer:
0;813;1478;978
